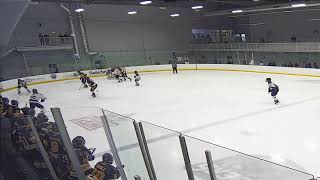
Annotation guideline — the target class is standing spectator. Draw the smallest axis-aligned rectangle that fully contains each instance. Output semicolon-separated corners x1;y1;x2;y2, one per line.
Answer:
59;33;64;44
44;33;49;45
38;32;44;46
291;33;297;42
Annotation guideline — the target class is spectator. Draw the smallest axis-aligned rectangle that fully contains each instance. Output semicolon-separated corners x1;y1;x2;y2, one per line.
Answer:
259;61;264;66
307;62;312;68
313;62;319;69
59;33;64;44
291;33;297;42
288;62;293;67
38;32;44;46
294;63;299;67
44;33;49;45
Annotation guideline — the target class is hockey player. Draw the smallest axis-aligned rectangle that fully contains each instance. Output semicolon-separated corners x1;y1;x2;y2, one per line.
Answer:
92;153;122;180
78;71;89;88
17;79;31;94
120;68;131;81
70;136;94;179
29;89;47;113
113;68;122;82
266;78;280;104
87;78;98;97
134;71;141;86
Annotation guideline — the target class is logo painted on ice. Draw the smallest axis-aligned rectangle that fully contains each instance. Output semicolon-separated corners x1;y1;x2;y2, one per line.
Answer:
69;115;120;131
191;155;307;180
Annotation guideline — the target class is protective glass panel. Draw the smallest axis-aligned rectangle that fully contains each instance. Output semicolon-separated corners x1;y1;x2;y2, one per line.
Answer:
104;110;149;179
184;135;314;180
140;121;189;180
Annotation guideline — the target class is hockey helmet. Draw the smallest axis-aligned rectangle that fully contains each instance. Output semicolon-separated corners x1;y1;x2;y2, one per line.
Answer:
102;153;113;164
265;78;272;83
11;100;19;107
37;113;49;124
2;97;9;104
32;89;38;93
72;136;86;148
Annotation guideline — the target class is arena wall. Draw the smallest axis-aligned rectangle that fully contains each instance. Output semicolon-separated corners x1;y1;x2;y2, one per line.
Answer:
2;64;320;92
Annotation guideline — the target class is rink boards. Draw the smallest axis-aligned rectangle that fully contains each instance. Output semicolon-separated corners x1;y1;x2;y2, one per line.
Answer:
2;64;320;92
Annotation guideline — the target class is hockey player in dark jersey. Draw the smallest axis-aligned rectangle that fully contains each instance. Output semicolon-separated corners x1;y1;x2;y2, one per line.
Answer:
134;71;141;86
87;78;98;97
266;78;280;104
92;153;122;180
120;68;131;81
17;79;31;94
70;136;94;179
78;71;89;88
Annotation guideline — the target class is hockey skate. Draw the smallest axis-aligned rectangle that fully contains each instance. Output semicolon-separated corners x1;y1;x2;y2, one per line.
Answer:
274;100;280;105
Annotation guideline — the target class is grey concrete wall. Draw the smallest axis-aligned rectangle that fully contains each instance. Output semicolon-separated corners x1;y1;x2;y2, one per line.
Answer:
82;4;204;51
249;10;320;42
9;2;70;47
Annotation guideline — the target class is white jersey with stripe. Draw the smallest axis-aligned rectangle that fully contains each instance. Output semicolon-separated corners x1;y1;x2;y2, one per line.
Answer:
29;93;46;103
134;74;141;81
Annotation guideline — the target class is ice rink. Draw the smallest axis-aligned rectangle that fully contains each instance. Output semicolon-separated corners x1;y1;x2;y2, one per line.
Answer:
3;70;320;179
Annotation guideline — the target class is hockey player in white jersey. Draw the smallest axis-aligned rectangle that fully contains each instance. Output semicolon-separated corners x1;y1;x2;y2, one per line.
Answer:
134;71;141;86
17;79;31;94
266;78;280;104
29;89;47;113
113;67;122;82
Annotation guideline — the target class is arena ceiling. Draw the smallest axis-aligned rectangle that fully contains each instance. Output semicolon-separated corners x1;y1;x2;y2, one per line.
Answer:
32;0;314;12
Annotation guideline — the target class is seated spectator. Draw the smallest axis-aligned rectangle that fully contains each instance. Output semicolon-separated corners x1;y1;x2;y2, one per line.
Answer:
313;62;319;69
288;62;293;67
307;62;312;68
259;61;264;66
294;63;299;67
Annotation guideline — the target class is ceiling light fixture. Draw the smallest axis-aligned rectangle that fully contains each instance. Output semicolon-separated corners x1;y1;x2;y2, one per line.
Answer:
128;11;137;15
75;8;84;12
232;10;243;13
170;13;180;17
140;1;152;5
291;3;307;8
192;5;203;10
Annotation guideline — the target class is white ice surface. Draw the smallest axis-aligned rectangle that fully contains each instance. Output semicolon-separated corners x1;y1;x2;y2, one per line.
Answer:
3;70;320;178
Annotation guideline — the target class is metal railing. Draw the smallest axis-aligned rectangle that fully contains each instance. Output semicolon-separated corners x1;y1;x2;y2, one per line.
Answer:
12;36;73;47
190;43;320;52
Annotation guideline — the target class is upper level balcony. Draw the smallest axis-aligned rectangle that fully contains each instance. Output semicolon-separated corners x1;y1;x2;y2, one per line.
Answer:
190;42;320;52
